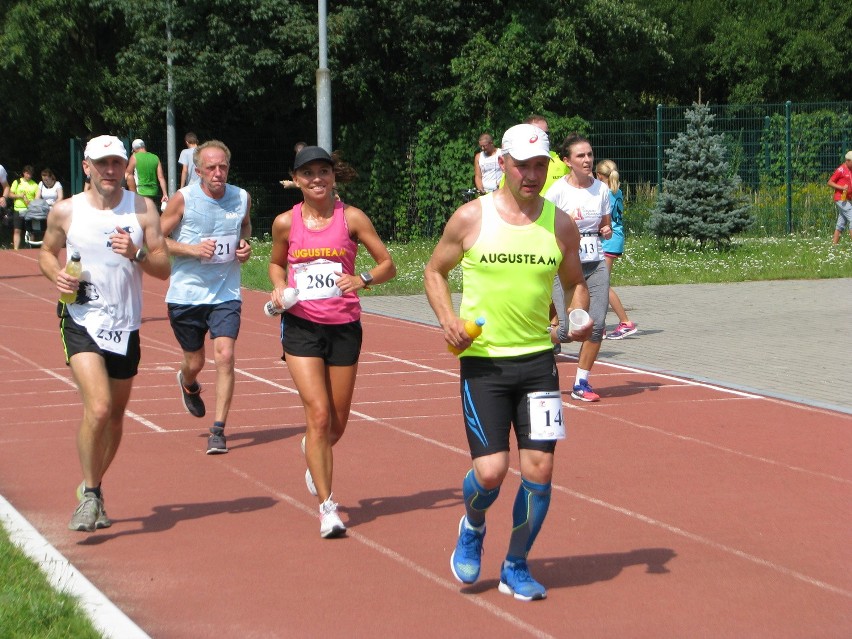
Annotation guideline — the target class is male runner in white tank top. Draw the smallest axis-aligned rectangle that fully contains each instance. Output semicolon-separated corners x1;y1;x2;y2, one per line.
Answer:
38;134;170;532
474;133;503;194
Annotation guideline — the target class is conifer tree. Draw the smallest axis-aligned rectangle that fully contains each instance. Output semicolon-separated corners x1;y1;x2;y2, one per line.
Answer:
649;103;753;247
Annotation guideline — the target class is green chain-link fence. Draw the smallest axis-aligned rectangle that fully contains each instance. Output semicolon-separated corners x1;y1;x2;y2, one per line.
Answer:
591;101;852;236
70;100;851;239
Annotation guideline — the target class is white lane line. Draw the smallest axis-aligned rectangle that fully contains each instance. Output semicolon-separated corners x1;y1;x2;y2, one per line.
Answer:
0;344;167;433
2;317;849;639
218;464;556;639
365;351;850;485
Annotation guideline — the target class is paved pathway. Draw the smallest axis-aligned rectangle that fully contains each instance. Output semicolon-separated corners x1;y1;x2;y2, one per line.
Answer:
361;279;852;415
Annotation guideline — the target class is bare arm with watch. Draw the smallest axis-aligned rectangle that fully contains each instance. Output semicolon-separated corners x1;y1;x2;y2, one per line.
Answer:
108;194;170;280
338;204;396;293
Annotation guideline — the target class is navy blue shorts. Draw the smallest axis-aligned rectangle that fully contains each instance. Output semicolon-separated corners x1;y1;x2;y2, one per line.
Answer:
280;312;362;367
167;299;242;353
59;314;141;379
459;349;559;458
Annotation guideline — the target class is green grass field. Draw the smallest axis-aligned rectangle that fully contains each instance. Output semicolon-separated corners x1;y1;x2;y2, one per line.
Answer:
0;525;101;638
241;234;852;295
2;231;851;637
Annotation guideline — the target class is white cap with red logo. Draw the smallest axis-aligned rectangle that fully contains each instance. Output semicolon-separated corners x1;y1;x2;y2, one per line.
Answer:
501;123;550;161
84;135;128;161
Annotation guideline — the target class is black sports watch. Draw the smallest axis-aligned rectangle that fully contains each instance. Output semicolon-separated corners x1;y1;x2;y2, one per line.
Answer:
359;271;374;289
132;247;148;263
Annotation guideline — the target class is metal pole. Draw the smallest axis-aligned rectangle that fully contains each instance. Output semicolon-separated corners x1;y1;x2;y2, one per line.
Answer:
165;1;177;195
656;104;663;194
316;0;332;152
785;101;792;234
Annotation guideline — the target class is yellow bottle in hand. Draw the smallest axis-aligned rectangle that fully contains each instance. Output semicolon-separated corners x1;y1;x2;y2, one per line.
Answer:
59;251;82;304
448;317;485;355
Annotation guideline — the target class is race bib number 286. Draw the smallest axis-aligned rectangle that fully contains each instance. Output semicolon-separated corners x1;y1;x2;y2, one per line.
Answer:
292;259;343;301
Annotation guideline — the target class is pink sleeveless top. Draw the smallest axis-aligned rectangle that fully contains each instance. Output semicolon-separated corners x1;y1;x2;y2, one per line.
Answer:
287;200;361;324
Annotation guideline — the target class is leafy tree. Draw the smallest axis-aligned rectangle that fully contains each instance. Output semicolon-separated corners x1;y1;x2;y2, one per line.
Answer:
639;0;726;105
644;0;852;105
0;0;128;168
649;103;753;247
440;0;673;123
385;0;672;239
2;0;847;237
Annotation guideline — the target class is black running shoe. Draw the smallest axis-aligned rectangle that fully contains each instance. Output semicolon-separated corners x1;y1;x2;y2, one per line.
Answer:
177;371;206;418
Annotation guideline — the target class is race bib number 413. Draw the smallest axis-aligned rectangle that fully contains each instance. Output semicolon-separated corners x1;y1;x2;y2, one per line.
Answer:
579;235;601;262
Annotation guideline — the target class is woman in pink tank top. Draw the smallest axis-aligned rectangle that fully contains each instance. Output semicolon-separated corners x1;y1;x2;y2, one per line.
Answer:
268;146;396;538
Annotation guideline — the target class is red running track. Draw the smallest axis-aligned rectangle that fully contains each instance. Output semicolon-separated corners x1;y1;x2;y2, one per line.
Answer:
0;248;850;638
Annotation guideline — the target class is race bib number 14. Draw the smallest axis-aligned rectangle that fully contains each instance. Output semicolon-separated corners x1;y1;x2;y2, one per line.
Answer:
527;391;566;440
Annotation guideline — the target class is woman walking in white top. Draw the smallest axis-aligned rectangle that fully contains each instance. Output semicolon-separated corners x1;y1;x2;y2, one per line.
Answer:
545;133;612;402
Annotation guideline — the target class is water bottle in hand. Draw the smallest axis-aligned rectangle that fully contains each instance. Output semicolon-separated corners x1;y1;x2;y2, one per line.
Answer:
264;287;299;317
448;317;485;355
59;251;82;304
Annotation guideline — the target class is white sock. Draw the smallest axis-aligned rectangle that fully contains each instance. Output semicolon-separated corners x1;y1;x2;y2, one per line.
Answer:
575;369;590;386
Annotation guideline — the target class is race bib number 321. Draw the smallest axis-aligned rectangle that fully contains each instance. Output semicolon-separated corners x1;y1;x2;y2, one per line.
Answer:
202;234;238;264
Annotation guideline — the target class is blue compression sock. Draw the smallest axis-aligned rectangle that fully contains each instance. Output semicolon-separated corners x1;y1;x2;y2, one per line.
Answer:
506;477;552;561
462;469;500;528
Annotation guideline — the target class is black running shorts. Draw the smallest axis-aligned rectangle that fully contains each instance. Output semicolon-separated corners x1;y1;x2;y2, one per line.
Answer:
60;315;141;379
280;313;362;367
459;349;559;458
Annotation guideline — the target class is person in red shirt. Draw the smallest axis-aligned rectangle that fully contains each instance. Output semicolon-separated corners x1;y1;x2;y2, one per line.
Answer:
827;151;852;244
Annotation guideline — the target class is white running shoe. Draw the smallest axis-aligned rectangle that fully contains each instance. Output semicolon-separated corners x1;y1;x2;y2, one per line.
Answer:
319;494;346;538
300;436;318;496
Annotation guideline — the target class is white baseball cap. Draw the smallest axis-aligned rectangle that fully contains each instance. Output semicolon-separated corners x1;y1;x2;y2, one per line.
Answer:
131;138;145;151
501;123;550;161
84;135;128;161
845;150;852;161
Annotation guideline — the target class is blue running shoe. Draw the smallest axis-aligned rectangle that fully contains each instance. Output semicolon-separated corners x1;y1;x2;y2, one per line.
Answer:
450;515;485;584
571;379;600;402
498;559;547;601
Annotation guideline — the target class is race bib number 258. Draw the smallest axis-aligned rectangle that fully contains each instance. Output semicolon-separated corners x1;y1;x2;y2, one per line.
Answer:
90;327;129;356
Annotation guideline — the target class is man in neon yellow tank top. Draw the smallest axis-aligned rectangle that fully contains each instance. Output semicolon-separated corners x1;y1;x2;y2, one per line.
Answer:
425;123;592;601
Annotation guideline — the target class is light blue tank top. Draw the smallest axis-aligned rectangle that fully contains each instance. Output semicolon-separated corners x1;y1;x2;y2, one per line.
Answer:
165;183;248;304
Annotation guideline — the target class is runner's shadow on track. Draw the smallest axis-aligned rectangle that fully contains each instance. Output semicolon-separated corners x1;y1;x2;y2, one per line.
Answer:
217;425;304;451
461;547;676;594
140;315;170;324
340;488;463;527
77;496;277;545
561;380;663;400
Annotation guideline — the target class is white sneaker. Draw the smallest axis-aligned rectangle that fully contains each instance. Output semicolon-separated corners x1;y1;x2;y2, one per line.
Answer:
319;494;346;538
301;436;318;496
